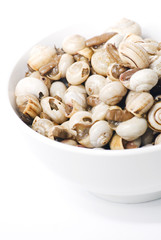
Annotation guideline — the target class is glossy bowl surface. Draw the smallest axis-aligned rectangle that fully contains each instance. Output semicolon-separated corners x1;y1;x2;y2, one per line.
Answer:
8;23;161;203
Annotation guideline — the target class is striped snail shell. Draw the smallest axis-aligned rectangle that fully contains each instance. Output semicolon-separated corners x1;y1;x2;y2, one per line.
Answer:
148;101;161;132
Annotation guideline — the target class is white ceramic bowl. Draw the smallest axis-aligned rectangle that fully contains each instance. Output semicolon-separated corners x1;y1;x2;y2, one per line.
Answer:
8;23;161;203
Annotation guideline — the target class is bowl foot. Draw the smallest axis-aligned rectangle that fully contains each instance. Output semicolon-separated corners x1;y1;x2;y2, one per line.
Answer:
89;191;161;204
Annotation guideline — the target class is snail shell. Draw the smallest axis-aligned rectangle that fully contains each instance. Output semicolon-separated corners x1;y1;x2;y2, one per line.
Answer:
68;112;93;148
61;139;78;146
139;39;158;55
91;49;112;76
28;45;56;71
85;74;107;95
123;33;143;43
104;33;124;49
107;63;127;81
129;69;158;92
78;135;93;148
61;120;77;138
105;18;141;36
105;106;133;129
148;101;161;132
116;116;148;141
63;85;87;109
48;125;75;140
66;61;90;85
119;68;140;89
40;97;67;124
62;34;86;55
92;102;109;122
77;47;93;60
15;77;49;99
155;134;161;145
16;94;42;120
110;134;141;150
150;55;161;78
50;81;67;101
119;41;150;69
86;95;101;107
105;43;122;64
99;81;127;105
29;71;51;90
65;100;84;118
69;111;93;130
58;53;74;78
126;91;154;117
32;116;54;137
89;120;113;148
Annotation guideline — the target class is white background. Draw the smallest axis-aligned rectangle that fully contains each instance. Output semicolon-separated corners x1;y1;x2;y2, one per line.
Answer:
1;0;161;239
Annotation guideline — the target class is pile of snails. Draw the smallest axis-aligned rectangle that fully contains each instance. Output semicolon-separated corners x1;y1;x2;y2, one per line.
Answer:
14;18;161;150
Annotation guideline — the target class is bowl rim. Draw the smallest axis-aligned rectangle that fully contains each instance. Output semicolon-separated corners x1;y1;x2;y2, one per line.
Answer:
7;23;161;157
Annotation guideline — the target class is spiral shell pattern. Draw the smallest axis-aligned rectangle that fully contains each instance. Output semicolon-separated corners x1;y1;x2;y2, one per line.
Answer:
126;91;154;117
148;102;161;132
118;41;150;69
